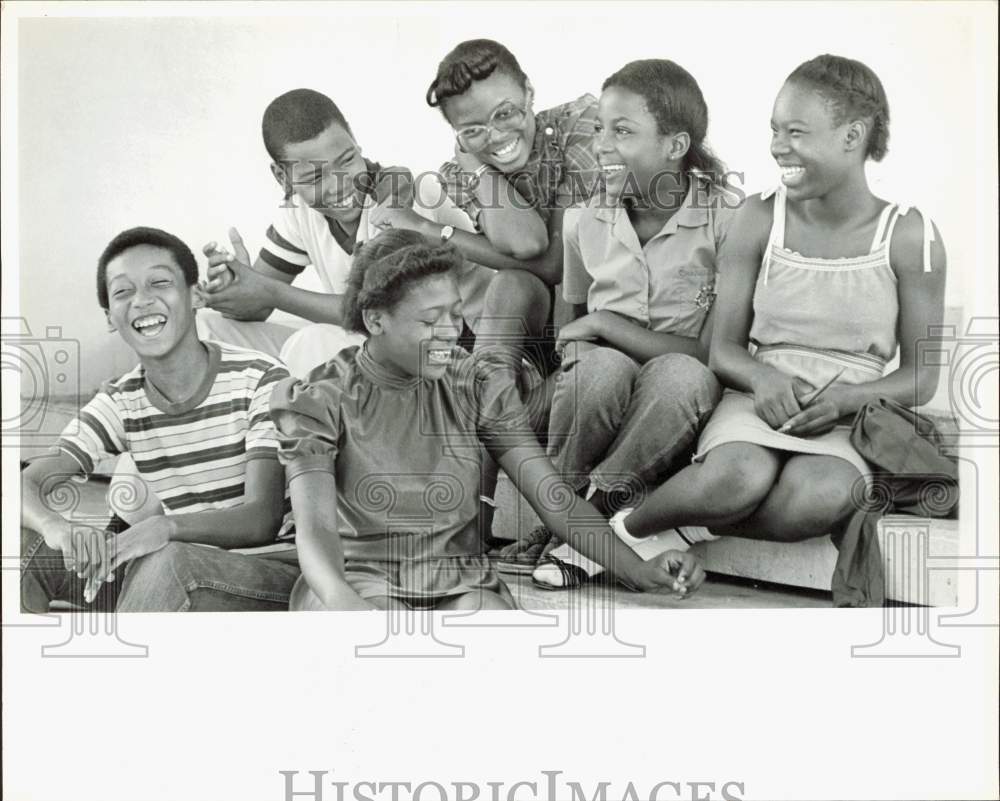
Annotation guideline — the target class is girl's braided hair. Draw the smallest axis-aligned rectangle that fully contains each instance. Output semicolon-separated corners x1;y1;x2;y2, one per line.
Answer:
343;229;463;335
788;54;890;162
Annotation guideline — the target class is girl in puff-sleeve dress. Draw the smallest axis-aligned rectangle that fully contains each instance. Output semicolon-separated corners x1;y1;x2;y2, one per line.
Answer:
270;229;708;610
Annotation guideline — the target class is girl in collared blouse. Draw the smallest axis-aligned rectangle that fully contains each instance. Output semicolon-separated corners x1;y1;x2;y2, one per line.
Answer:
499;59;736;588
270;229;704;610
606;54;946;553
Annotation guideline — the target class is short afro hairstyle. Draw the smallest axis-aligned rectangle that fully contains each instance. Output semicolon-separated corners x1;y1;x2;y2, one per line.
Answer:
96;227;198;310
262;88;353;162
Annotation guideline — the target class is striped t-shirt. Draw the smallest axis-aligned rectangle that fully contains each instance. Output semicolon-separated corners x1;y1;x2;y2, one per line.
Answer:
57;341;294;541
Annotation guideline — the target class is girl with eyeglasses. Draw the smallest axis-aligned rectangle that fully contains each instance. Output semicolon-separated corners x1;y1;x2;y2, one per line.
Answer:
369;39;601;381
368;39;604;544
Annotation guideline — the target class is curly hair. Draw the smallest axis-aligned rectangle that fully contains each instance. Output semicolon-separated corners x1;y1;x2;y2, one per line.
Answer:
602;59;728;185
426;39;528;119
787;54;890;162
343;229;464;334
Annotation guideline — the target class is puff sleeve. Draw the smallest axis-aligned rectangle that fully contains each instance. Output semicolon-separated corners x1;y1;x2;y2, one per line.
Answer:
269;377;343;482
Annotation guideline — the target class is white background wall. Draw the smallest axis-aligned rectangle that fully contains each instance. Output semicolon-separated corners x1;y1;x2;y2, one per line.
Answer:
8;2;997;395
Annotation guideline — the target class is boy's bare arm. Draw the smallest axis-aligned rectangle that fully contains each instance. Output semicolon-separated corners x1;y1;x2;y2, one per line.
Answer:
90;459;289;592
162;458;286;547
203;229;347;325
21;453;109;578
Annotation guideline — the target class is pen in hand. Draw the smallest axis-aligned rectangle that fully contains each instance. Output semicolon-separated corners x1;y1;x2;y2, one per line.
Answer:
778;367;847;433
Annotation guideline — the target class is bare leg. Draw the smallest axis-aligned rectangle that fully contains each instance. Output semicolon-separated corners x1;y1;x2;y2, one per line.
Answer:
714;455;862;542
624;443;784;537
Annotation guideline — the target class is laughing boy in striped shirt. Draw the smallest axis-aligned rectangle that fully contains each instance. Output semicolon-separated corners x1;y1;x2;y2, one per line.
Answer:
20;227;299;612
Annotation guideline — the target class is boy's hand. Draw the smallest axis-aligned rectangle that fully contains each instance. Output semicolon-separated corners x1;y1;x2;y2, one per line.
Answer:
627;550;706;599
369;202;430;236
202;241;236;293
201;228;273;320
88;515;174;598
46;522;110;580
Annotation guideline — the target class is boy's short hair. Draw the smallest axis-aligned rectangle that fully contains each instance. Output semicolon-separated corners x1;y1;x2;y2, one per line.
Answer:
96;227;199;309
262;89;353;161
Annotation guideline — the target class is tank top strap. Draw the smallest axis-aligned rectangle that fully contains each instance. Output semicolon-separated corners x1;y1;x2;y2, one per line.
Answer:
884;204;937;273
869;203;896;252
759;185;786;285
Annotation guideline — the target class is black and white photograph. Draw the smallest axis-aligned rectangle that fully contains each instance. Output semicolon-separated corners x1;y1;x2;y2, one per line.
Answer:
2;2;997;800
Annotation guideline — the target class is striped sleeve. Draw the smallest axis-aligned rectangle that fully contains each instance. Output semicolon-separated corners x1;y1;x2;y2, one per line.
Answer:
246;363;291;460
56;391;126;475
258;208;311;276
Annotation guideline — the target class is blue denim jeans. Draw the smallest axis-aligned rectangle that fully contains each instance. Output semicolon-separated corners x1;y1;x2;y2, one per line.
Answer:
21;527;300;613
546;347;721;500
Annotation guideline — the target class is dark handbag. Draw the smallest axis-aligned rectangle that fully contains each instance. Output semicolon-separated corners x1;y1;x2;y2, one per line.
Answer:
831;398;958;606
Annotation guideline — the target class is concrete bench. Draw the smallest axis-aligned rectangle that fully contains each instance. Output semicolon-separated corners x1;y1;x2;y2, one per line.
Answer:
491;473;959;606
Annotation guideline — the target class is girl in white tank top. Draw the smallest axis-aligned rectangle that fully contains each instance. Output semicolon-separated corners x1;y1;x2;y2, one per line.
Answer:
599;54;947;556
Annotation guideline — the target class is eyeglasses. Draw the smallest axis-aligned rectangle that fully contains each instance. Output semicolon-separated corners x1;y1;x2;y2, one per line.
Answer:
454;90;533;152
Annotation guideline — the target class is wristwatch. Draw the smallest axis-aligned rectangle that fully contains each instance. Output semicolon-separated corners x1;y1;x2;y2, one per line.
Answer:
440;225;456;244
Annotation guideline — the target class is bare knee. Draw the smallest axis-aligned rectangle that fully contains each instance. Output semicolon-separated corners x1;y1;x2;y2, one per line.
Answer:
767;459;861;541
700;445;780;518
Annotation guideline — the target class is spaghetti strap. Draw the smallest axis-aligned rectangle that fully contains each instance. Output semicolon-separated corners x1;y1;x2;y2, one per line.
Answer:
761;185;786;285
870;203;896;252
885;205;937;273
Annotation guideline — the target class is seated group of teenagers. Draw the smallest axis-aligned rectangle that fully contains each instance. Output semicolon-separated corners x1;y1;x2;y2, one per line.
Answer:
20;40;946;612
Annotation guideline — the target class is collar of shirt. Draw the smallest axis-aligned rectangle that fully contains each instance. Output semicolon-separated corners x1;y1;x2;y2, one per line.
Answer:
593;174;713;250
507;94;599;210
